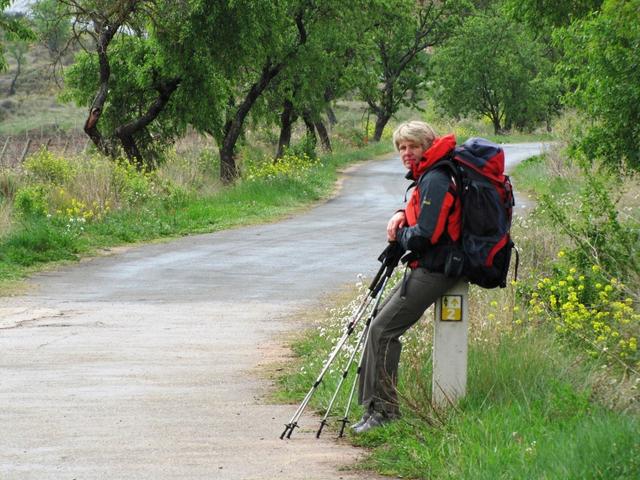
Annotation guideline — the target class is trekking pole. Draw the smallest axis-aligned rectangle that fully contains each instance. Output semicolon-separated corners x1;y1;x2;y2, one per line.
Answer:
317;272;393;438
280;290;375;440
338;265;397;437
280;243;403;440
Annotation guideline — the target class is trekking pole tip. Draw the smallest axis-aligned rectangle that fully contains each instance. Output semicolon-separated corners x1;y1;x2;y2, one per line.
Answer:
286;422;298;439
338;417;349;438
280;424;291;440
316;419;328;439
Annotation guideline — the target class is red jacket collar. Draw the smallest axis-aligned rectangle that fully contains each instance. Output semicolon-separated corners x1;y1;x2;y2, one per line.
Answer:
410;134;457;180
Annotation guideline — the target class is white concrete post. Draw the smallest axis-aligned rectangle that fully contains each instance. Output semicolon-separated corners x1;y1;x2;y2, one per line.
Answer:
432;280;469;407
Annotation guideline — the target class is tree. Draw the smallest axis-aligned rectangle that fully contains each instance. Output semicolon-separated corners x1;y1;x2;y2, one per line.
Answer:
62;0;183;169
557;0;640;170
182;0;351;182
0;0;35;71
7;39;27;95
148;0;308;181
30;0;72;60
431;12;555;134
261;4;364;158
503;0;603;32
357;0;466;141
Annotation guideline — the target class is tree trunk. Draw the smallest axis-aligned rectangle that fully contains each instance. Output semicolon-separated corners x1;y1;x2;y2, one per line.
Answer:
315;120;331;152
220;61;286;183
302;113;317;150
373;113;391;142
276;99;296;159
323;86;337;125
302;114;315;138
118;133;144;170
83;19;121;158
325;106;337;125
8;60;20;96
219;143;238;182
114;77;180;170
491;115;503;135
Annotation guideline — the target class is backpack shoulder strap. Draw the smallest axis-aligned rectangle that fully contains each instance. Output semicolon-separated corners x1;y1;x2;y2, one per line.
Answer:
431;156;461;193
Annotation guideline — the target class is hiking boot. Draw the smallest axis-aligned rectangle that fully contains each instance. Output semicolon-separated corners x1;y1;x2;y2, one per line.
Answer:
350;412;371;431
352;411;395;434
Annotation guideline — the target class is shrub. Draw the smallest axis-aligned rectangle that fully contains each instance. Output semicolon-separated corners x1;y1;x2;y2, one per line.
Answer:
539;172;639;297
13;185;49;217
288;134;318;160
245;152;320;182
111;160;155;206
23;148;76;185
525;259;639;369
0;168;22;202
519;167;640;370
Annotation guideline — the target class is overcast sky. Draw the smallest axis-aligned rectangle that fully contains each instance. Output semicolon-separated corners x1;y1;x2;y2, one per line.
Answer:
5;0;32;13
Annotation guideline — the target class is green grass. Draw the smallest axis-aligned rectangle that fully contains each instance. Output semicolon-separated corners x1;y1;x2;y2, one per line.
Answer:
0;94;85;135
510;154;579;197
483;132;555;144
0;141;393;290
276;290;640;479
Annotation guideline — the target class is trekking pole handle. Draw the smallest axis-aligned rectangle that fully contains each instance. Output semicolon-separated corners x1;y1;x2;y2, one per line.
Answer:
368;261;387;293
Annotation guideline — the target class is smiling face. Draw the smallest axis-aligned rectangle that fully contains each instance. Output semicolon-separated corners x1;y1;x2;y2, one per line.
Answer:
397;139;425;170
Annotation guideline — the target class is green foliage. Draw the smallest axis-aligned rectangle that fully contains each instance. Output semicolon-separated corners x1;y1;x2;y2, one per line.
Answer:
63;34;182;162
255;0;367;155
23;148;76;184
0;2;36;71
503;0;603;32
431;11;557;133
30;0;72;58
111;160;155;206
13;184;48;217
245;152;320;182
287;134;318;160
356;0;468;138
277;288;640;479
539;173;640;294
526;260;639;369
556;0;640;170
514;170;640;371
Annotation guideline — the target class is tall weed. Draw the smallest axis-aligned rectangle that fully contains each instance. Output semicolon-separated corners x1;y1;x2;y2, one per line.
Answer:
0;199;12;238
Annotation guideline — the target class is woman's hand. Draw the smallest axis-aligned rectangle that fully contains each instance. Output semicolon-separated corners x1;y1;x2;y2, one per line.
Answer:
387;211;406;241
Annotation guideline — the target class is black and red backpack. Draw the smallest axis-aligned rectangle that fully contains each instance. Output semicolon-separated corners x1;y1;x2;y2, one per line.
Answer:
440;137;517;288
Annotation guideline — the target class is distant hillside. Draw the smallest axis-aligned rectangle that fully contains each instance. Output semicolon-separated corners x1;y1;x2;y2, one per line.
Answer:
0;41;85;137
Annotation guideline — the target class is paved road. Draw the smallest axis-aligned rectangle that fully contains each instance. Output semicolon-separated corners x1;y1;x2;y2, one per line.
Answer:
0;143;546;479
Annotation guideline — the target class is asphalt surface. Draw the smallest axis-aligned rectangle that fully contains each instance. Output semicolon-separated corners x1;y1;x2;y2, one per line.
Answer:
0;143;546;479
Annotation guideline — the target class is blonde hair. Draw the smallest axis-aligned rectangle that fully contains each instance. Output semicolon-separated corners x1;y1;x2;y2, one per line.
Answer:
392;121;438;151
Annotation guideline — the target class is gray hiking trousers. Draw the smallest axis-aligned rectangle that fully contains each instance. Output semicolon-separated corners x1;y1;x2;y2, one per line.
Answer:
357;268;457;416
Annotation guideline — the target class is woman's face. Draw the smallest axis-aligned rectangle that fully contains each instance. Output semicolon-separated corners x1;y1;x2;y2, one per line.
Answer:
397;139;425;170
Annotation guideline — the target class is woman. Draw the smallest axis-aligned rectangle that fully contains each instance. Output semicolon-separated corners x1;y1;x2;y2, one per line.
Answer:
354;121;461;433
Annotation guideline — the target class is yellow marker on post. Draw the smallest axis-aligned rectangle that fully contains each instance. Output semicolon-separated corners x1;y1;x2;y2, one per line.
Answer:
441;295;462;321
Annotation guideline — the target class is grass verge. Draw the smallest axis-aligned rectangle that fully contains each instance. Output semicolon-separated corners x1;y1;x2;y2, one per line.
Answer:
275;281;640;479
0;141;393;292
275;142;639;477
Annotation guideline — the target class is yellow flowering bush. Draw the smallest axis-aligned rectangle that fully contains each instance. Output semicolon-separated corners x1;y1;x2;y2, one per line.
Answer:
452;124;475;141
23;148;76;185
13;184;48;217
245;152;320;182
364;123;393;143
525;255;639;369
111;159;156;205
